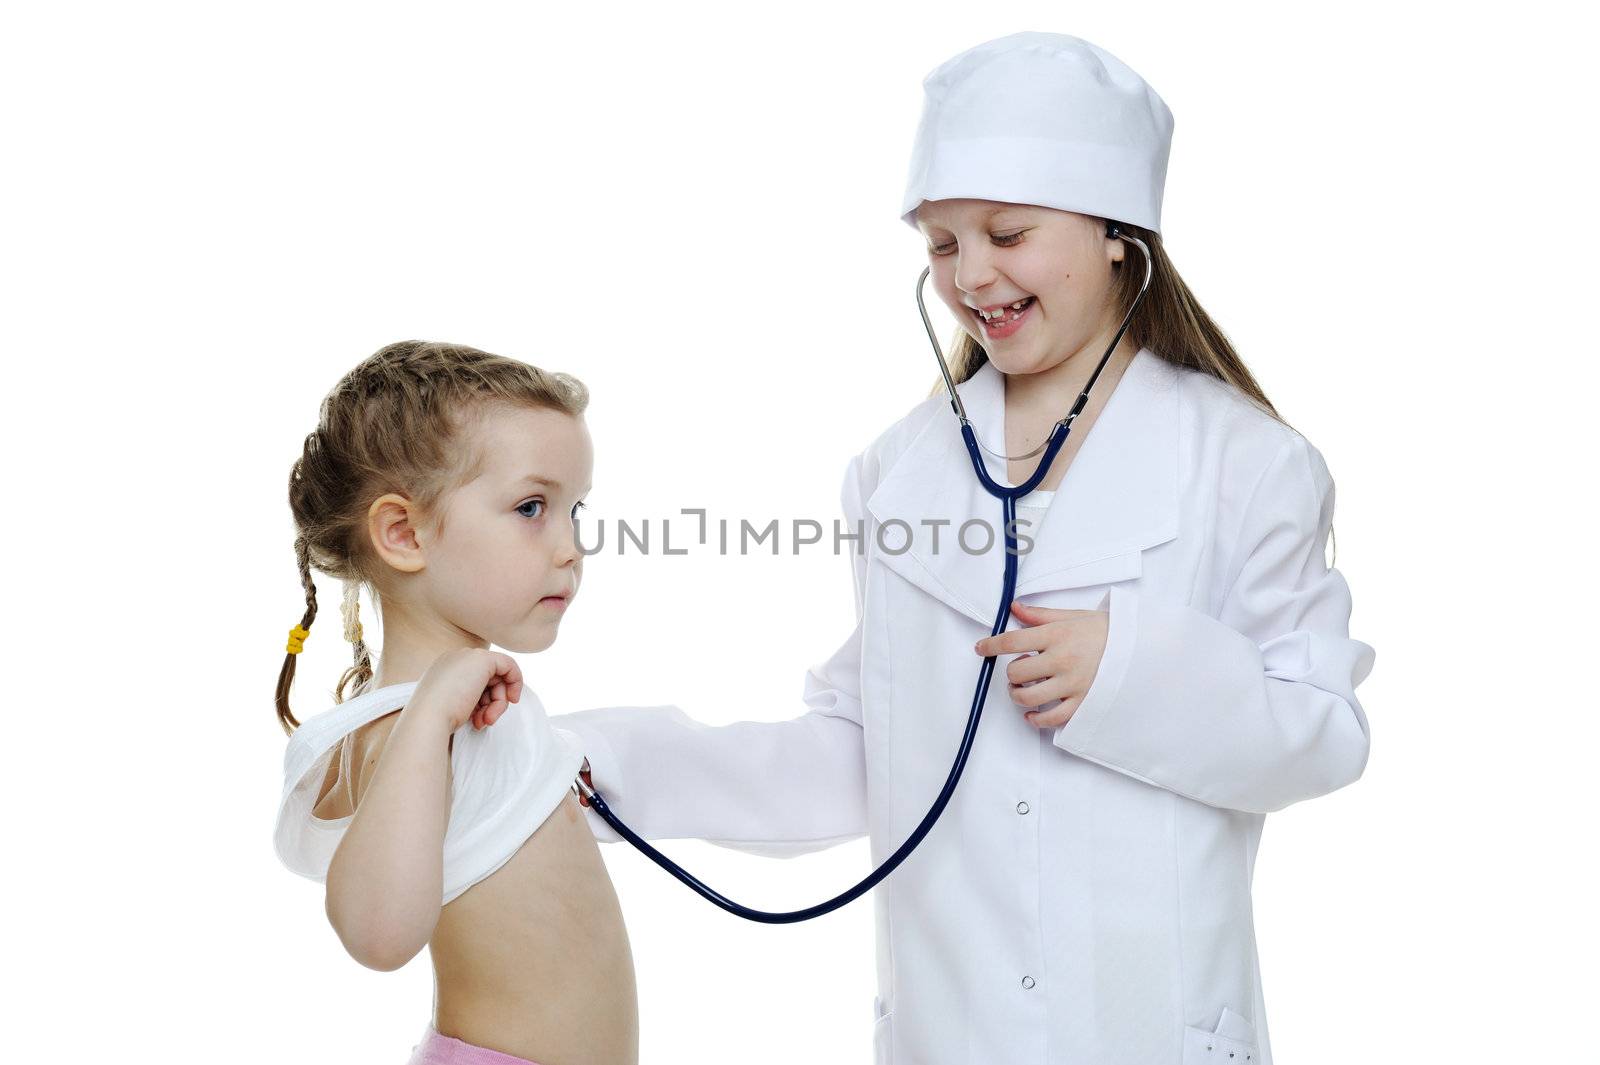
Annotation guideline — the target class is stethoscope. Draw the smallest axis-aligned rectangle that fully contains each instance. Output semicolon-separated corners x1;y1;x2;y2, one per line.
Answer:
576;220;1153;923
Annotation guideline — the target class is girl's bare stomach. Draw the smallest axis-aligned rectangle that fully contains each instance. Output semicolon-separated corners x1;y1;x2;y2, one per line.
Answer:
429;791;638;1065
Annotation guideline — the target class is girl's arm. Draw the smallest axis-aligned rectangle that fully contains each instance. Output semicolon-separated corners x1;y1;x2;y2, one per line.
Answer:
323;700;455;971
554;452;875;857
1052;433;1375;813
556;623;868;857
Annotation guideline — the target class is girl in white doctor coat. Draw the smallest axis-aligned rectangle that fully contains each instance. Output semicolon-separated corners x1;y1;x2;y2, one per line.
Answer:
559;32;1374;1065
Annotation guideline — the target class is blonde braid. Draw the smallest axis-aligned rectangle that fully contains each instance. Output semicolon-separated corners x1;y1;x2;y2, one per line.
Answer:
340;580;375;698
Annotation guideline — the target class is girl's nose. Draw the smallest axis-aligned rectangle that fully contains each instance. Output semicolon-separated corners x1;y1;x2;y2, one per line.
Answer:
953;246;1000;298
554;521;581;567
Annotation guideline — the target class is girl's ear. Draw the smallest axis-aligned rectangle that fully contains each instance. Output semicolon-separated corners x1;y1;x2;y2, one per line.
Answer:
1105;230;1126;266
367;493;427;574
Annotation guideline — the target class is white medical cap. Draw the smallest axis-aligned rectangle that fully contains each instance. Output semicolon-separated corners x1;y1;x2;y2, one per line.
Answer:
900;32;1175;234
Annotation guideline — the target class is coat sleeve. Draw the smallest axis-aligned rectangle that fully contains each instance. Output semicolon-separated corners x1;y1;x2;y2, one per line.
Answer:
1050;434;1375;813
550;454;872;857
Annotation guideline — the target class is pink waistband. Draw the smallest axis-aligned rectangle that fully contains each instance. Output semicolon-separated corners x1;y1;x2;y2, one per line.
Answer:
406;1025;546;1065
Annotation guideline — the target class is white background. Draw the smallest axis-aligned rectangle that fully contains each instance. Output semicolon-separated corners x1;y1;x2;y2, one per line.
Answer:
4;1;1595;1062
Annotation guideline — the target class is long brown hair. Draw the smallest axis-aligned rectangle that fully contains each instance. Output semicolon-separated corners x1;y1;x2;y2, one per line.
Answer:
930;219;1336;564
276;340;590;737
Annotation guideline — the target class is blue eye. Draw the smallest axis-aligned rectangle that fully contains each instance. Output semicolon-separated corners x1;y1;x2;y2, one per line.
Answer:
517;498;545;519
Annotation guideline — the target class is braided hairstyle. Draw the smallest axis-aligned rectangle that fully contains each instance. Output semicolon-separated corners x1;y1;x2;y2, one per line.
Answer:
277;340;590;736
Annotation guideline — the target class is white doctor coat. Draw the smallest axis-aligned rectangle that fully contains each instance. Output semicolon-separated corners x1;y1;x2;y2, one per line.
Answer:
556;346;1375;1065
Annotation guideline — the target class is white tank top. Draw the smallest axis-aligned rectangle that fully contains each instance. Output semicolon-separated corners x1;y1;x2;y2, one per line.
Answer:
273;680;585;904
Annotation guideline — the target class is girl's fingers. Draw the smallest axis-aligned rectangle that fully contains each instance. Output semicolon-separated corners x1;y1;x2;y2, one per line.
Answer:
491;651;522;702
1005;651;1054;685
976;626;1053;658
1010;674;1072;709
1011;602;1080;623
492;656;522;707
1024;697;1079;729
475;676;511;730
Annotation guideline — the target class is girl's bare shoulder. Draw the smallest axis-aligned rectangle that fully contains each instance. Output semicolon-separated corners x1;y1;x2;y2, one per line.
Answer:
309;708;406;820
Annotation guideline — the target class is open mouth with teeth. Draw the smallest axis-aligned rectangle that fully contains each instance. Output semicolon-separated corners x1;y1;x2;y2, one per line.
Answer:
972;296;1036;327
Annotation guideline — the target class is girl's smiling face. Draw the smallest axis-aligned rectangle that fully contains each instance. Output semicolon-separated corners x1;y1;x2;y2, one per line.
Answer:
916;199;1126;377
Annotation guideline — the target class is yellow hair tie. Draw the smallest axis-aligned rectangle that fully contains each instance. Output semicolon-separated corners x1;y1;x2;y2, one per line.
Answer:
286;624;310;654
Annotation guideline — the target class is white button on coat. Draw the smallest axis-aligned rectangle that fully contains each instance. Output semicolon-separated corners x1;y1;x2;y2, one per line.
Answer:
557;348;1375;1065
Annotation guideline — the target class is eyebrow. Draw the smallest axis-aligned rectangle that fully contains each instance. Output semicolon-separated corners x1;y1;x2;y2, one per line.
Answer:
515;474;593;495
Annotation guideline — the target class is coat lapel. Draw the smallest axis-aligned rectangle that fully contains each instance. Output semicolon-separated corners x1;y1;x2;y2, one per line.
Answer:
865;347;1180;627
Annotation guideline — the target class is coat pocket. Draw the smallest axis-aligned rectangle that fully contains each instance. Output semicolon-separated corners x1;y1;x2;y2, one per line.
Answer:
872;996;892;1065
1182;1006;1259;1064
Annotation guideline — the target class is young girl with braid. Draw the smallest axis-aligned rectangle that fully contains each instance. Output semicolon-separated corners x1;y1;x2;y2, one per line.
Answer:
272;340;637;1065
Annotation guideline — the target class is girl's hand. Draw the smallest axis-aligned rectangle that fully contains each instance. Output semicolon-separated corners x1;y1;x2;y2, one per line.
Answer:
408;648;524;734
973;602;1109;729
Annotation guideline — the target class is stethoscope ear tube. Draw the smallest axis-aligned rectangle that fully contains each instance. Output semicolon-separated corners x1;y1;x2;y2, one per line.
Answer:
579;225;1153;923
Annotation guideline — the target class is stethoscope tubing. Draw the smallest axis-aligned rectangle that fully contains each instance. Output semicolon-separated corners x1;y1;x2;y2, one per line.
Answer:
578;224;1152;923
579;451;1053;924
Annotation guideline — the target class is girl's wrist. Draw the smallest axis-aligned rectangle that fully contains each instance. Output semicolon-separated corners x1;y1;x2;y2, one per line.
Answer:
395;698;458;744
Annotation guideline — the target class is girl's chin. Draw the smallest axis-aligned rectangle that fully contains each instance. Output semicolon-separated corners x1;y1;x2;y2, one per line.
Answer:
502;636;557;655
984;349;1050;376
498;622;561;655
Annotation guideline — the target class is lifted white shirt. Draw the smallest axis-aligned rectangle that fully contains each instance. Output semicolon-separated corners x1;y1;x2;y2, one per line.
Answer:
274;680;586;905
